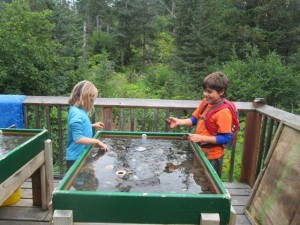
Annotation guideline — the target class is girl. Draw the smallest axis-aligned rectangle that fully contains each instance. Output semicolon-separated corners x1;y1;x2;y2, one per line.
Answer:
66;80;108;170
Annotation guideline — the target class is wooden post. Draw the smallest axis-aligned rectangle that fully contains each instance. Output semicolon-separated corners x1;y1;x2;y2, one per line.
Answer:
103;107;113;131
45;139;54;209
33;139;53;209
240;111;261;186
200;213;220;225
240;99;265;187
40;165;47;210
229;205;237;225
53;210;73;225
31;168;42;206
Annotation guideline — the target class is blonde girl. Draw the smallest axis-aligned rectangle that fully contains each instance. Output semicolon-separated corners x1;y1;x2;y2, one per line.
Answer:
66;80;108;170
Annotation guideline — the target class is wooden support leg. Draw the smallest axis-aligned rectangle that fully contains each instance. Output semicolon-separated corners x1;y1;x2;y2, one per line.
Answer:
48;200;53;222
40;165;47;210
229;205;237;225
44;139;54;209
40;139;54;211
53;210;73;225
32;168;42;206
200;213;220;225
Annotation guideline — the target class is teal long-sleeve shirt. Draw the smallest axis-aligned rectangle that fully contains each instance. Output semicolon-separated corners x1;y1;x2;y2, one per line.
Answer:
66;106;93;161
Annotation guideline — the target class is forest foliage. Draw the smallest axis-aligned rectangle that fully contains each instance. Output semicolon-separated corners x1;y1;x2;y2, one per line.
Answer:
0;0;300;112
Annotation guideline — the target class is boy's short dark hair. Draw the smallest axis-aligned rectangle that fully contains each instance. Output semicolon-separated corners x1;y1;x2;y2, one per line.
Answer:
202;71;228;95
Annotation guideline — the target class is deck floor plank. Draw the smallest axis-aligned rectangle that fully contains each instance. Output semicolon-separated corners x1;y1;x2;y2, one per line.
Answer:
0;206;48;221
9;199;33;207
236;215;252;225
0;180;252;225
0;222;49;225
223;182;252;225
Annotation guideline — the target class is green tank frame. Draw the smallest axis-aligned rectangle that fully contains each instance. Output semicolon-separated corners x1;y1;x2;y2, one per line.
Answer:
0;128;49;184
52;131;231;225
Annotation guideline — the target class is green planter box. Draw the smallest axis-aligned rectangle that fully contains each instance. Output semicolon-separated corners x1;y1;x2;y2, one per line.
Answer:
0;128;48;184
53;131;231;225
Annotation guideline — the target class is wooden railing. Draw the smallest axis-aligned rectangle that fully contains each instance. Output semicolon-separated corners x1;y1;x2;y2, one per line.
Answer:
22;96;300;186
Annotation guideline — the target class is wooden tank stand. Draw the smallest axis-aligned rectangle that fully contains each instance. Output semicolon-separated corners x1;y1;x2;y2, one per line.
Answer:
52;209;237;225
0;139;53;210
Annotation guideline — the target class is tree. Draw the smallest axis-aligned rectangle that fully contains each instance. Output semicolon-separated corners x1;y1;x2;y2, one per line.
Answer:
0;0;71;95
75;0;115;59
173;0;230;85
226;0;300;60
223;47;299;110
76;51;115;97
113;0;156;70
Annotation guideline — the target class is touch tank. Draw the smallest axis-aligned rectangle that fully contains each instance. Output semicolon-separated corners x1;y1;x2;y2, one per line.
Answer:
0;128;48;184
52;131;231;225
0;128;48;205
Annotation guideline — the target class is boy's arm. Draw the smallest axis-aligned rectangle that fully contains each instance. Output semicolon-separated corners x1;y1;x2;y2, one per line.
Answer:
188;133;231;144
167;116;193;128
188;133;217;143
167;99;204;128
215;133;232;144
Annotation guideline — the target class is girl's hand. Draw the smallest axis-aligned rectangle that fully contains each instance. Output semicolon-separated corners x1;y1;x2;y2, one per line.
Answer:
97;140;109;152
92;122;105;129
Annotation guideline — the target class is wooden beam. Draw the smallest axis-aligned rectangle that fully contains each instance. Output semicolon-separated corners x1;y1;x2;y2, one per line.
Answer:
40;165;47;210
0;151;44;205
103;107;113;131
200;213;220;225
229;205;237;225
53;210;73;225
240;111;261;186
45;139;54;208
32;167;42;206
23;96;254;111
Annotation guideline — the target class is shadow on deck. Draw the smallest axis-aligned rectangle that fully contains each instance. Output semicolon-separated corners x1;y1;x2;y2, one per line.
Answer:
0;179;251;225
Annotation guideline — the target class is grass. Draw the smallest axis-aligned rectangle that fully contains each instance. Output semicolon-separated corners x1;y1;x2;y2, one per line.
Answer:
222;142;243;182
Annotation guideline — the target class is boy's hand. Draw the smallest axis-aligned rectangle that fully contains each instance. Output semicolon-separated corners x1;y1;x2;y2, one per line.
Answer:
165;117;178;128
188;134;202;142
188;134;217;145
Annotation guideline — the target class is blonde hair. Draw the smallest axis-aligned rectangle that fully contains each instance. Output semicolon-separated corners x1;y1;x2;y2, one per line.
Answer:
68;80;98;114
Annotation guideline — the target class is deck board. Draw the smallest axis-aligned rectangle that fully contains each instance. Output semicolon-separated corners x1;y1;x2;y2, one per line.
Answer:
223;182;252;225
0;180;252;225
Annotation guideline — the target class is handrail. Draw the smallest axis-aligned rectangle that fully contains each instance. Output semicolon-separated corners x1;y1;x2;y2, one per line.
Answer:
23;96;255;110
21;96;299;185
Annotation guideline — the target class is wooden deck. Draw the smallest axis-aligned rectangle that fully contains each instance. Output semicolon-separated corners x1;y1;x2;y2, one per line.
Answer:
0;179;251;225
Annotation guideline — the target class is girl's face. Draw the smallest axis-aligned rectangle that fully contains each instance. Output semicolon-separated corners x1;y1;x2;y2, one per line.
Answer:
203;88;224;104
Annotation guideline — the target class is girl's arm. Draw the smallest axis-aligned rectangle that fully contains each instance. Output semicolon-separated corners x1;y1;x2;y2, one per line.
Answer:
75;137;108;151
92;122;105;129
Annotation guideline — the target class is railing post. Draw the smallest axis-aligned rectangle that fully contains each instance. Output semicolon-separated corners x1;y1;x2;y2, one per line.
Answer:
103;107;113;131
240;99;265;186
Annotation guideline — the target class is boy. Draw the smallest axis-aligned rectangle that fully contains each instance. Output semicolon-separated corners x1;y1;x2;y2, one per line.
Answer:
166;72;233;177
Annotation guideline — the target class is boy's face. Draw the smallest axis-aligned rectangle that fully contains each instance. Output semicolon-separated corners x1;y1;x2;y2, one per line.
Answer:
203;88;224;104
